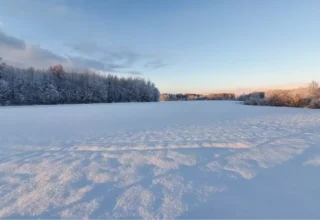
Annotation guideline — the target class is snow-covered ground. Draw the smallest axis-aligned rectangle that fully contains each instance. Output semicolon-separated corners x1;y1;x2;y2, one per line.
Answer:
1;101;320;219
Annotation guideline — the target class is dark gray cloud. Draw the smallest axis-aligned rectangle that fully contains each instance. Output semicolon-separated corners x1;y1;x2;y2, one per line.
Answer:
0;30;26;50
145;59;169;69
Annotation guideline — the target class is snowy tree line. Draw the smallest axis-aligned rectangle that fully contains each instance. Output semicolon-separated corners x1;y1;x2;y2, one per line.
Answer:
237;92;265;102
0;58;160;105
238;81;320;109
160;93;235;101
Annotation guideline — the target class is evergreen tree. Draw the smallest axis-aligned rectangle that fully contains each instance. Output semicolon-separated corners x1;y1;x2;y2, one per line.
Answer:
0;59;160;106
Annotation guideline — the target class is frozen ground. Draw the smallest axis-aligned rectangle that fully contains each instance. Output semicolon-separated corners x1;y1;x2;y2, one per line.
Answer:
1;101;320;219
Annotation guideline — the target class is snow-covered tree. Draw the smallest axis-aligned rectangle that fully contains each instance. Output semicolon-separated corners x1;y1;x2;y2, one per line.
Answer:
0;58;160;106
0;57;6;80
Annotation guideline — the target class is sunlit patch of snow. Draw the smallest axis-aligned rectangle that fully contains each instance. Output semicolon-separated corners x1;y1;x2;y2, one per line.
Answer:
113;186;155;219
60;199;100;219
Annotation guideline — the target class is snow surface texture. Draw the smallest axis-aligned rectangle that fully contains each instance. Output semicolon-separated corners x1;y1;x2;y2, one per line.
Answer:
1;101;320;219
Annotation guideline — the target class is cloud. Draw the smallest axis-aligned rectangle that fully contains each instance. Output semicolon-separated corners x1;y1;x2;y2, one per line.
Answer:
0;30;26;50
145;59;169;69
68;56;105;70
125;70;143;75
29;45;67;63
67;41;100;55
67;41;140;71
0;29;71;69
0;30;143;75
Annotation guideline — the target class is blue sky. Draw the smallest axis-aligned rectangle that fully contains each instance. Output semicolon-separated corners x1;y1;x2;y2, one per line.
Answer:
0;0;319;93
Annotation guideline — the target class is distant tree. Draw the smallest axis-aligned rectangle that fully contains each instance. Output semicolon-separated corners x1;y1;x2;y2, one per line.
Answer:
49;64;64;79
161;92;236;101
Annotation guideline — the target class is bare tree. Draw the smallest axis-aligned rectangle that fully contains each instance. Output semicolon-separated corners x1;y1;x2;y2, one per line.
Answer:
308;81;319;99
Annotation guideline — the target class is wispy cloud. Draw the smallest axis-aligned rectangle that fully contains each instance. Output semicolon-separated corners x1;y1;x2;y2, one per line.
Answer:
68;41;170;73
0;28;169;75
145;59;170;69
67;56;105;71
67;41;141;72
67;41;101;56
0;30;142;74
125;70;143;75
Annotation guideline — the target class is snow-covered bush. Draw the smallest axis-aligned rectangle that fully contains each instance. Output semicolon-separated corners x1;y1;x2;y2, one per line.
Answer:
244;97;268;106
265;90;308;107
240;81;319;109
238;92;265;102
309;98;320;109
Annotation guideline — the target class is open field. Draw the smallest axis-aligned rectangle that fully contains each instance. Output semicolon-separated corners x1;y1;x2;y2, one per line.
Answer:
1;101;320;219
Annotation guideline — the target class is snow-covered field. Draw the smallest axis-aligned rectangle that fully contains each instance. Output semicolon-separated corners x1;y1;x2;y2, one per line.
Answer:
1;101;320;219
